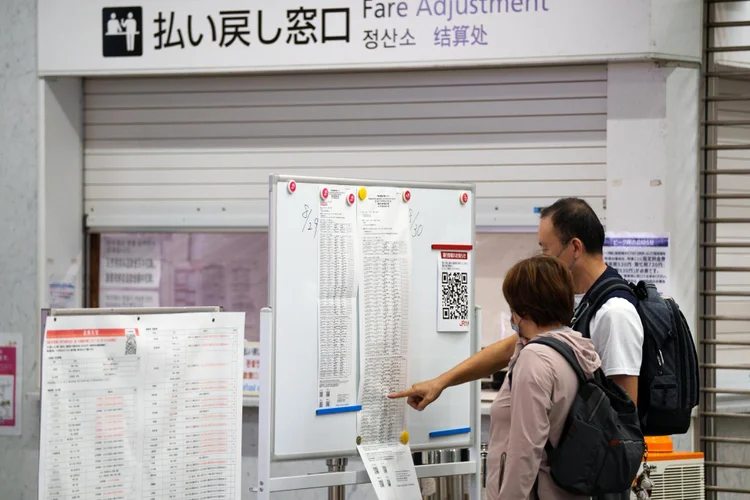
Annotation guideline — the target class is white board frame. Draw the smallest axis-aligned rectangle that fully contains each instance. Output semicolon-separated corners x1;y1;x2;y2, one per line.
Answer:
258;174;480;498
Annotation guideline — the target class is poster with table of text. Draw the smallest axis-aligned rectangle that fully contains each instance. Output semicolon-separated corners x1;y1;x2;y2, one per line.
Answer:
38;311;244;500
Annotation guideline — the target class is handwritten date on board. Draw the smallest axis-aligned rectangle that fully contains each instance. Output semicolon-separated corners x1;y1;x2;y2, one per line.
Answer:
410;209;423;238
301;205;319;237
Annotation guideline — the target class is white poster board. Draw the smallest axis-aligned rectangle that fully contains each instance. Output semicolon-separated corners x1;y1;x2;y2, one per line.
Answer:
266;175;477;461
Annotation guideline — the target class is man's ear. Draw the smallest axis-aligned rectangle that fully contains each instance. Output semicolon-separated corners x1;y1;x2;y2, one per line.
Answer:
571;237;584;258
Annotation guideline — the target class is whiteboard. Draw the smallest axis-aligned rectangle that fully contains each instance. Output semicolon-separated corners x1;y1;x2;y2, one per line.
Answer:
267;174;477;461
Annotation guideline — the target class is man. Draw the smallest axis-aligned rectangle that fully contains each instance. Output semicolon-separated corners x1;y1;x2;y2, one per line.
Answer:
390;198;643;498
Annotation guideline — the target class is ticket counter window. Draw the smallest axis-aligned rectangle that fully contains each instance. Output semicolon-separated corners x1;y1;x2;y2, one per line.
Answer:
90;232;268;342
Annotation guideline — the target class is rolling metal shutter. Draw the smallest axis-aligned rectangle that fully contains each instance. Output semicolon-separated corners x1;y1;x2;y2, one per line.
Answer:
703;1;750;498
82;65;607;229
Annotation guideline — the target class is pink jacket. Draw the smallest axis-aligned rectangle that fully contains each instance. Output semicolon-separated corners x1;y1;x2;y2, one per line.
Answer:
485;329;601;500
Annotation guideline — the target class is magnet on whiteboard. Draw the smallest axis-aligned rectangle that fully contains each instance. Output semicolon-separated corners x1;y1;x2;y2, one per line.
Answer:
347;193;356;205
356;436;362;445
320;187;329;200
287;180;297;194
400;431;410;444
358;187;367;200
403;190;411;202
460;192;469;204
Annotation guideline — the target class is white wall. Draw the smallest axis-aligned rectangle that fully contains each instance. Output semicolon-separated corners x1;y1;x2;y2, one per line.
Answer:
606;62;700;451
0;0;41;498
41;78;84;309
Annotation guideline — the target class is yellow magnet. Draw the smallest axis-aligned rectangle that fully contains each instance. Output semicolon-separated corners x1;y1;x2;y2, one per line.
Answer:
400;431;409;445
358;187;367;200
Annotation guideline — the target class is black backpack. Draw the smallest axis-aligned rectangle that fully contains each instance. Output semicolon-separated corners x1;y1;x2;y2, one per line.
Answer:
509;336;645;496
572;278;700;436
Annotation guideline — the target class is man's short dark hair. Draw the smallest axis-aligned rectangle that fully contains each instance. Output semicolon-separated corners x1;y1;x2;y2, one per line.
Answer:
539;198;604;255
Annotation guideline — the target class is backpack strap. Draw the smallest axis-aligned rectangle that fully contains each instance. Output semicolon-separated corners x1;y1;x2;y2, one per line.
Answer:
527;337;587;385
572;277;635;338
507;336;586;390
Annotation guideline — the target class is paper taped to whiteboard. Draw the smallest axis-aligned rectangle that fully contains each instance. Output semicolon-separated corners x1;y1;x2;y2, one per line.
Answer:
356;187;411;444
317;186;358;411
437;251;471;333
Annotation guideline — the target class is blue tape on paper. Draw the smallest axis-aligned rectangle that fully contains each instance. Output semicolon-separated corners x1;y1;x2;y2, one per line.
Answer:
429;427;471;438
315;405;363;416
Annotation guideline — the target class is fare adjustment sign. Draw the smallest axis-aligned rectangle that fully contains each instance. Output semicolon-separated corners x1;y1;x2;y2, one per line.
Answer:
38;0;700;75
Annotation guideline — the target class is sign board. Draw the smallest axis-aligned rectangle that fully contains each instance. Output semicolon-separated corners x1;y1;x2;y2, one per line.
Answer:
39;0;701;76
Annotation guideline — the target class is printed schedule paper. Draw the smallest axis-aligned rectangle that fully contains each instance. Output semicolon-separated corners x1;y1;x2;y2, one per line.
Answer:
356;187;411;444
317;186;358;409
39;312;245;500
355;187;421;500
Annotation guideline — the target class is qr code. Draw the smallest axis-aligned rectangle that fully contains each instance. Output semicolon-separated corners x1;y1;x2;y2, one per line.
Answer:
441;271;468;320
125;333;137;355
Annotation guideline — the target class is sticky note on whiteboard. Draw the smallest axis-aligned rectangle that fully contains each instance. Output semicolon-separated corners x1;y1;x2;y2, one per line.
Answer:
437;251;471;333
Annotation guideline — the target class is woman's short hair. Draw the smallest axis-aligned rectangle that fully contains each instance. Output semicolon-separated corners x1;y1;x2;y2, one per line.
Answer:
502;255;575;327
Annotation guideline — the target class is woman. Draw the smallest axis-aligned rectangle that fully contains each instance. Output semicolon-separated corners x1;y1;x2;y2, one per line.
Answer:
486;255;601;500
392;255;601;500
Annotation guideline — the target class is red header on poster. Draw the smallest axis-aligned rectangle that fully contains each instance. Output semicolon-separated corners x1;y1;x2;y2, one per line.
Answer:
431;244;473;251
46;329;139;339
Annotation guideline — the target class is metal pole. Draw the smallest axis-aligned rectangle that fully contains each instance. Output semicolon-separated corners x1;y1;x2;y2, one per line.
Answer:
448;449;463;500
480;443;488;489
326;458;348;500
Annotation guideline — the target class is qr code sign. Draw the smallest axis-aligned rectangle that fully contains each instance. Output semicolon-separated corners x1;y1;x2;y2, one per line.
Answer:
441;271;468;320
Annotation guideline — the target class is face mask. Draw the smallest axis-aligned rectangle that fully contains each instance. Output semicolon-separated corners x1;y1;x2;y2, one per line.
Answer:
510;313;520;335
556;242;578;272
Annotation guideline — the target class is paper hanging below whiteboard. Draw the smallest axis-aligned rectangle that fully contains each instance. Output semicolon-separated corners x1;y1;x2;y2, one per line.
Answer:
437;251;471;333
357;443;422;500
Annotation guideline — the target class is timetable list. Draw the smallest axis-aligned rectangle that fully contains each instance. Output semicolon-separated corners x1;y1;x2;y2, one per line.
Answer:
39;312;245;500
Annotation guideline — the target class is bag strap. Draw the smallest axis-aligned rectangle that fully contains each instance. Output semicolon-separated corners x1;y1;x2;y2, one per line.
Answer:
572;277;635;337
526;336;587;385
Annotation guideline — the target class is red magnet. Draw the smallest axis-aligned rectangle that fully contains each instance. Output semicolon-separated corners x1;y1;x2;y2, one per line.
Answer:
460;192;469;204
321;187;329;200
288;180;297;193
403;190;411;202
347;193;356;205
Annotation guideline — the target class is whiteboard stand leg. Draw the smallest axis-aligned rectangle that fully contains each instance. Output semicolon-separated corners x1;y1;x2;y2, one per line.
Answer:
448;449;462;500
470;305;483;500
326;458;348;500
258;307;274;500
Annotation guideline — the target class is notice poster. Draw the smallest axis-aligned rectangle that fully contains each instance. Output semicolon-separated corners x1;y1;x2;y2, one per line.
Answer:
437;250;471;333
49;282;76;309
355;186;420;500
38;312;244;500
603;232;670;295
317;186;358;410
100;234;162;290
243;341;260;398
0;333;22;436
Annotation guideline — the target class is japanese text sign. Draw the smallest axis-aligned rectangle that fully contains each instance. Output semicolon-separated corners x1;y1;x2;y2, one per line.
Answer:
39;0;700;75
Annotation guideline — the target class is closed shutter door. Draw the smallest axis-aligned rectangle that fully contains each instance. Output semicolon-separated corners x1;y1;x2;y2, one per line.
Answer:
703;2;750;499
83;65;607;229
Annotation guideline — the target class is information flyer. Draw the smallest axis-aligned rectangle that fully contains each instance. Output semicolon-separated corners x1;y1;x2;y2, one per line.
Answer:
603;232;671;295
243;341;260;398
0;333;22;436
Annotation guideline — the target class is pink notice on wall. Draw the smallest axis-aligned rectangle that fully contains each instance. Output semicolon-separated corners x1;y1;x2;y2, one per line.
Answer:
0;334;21;435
